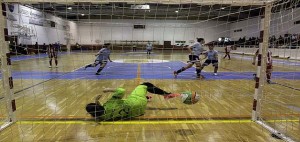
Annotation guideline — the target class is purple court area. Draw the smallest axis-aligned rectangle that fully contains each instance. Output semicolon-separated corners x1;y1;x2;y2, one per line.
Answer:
1;61;299;80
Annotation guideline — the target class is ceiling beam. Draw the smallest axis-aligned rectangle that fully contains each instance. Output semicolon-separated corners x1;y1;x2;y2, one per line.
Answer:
3;0;269;6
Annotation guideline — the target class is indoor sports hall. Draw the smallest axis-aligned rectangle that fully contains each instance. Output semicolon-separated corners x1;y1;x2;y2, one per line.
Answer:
0;0;299;141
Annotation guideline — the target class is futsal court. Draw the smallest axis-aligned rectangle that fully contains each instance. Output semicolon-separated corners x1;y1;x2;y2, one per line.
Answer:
0;0;300;142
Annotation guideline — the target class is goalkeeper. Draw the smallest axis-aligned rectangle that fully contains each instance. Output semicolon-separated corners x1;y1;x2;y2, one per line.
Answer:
86;82;178;121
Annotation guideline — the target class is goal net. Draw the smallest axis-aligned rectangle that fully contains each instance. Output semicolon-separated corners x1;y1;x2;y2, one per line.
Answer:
0;0;299;141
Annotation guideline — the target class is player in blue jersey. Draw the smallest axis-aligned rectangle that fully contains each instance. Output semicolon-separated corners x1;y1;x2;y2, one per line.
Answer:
146;41;153;55
85;43;112;75
198;44;219;78
173;38;205;78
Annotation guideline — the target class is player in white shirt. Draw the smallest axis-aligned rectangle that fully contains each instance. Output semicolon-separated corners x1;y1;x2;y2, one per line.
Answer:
85;43;113;75
146;42;153;55
173;38;205;78
198;44;219;78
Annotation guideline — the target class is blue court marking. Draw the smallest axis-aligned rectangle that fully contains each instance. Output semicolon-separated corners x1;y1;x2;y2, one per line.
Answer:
1;61;299;80
140;61;300;80
58;62;137;79
11;71;65;79
11;53;66;61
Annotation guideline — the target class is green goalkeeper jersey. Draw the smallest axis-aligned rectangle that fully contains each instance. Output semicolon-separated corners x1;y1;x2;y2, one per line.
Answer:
100;85;148;120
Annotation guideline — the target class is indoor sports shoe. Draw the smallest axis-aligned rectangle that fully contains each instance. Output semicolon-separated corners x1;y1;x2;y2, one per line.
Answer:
267;80;275;84
253;74;257;80
49;66;52;68
173;71;178;78
197;75;205;79
95;72;100;75
214;73;218;76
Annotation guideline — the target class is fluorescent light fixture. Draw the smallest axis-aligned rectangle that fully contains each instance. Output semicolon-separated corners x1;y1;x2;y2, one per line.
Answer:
130;5;150;10
81;14;85;16
175;10;179;13
67;7;72;10
221;7;225;9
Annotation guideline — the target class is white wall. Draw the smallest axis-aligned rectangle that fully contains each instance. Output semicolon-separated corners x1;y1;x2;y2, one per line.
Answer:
6;4;299;46
6;4;77;45
76;8;300;45
270;8;300;37
76;19;230;45
230;17;261;40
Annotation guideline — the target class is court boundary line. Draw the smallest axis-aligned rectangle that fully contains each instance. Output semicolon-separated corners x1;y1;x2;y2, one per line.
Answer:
1;119;298;125
1;113;298;121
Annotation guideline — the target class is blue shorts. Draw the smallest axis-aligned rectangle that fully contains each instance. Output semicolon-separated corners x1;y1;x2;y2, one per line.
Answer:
188;55;200;63
94;60;108;65
203;59;218;66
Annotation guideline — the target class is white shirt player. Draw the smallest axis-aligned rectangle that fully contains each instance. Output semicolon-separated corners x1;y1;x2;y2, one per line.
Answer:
96;48;111;61
146;43;152;50
190;42;204;56
205;50;218;60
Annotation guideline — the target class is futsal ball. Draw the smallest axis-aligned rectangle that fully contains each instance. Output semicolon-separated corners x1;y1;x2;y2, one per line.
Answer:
181;92;200;105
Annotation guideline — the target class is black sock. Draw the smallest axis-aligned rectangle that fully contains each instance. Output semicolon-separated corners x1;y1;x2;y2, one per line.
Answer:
97;67;103;73
176;67;186;74
85;64;93;68
196;69;201;76
141;82;171;96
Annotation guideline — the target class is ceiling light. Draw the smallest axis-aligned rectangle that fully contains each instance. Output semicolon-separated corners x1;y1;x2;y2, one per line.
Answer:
130;5;150;10
67;7;72;10
221;7;225;9
81;14;85;16
175;10;179;13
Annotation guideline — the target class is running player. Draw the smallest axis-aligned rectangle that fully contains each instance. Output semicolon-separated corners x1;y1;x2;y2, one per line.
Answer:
86;82;181;121
85;43;112;75
252;49;273;84
173;38;205;78
47;43;59;68
223;44;231;60
198;44;219;77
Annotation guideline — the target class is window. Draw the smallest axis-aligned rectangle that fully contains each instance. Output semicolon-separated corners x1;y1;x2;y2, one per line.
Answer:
294;20;300;25
134;25;145;29
234;29;242;32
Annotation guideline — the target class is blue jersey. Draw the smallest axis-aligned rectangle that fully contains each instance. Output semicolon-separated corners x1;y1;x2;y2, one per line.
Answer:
190;42;204;56
96;48;111;61
146;43;152;50
206;50;218;60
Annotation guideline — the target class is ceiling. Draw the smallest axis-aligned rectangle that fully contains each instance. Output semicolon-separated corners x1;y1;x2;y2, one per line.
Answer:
17;0;298;21
28;2;264;21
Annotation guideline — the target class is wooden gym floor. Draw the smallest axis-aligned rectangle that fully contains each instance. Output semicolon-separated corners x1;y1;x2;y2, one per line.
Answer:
0;50;299;141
